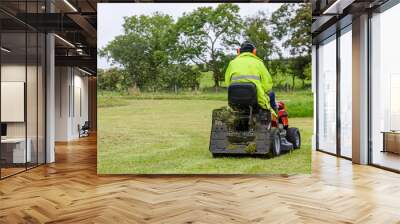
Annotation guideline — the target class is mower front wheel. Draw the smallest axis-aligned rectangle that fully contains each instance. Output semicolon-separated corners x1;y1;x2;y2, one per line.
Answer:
270;128;281;156
287;127;301;149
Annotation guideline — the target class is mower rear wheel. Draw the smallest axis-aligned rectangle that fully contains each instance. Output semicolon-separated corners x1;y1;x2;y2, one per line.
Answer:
270;128;281;156
287;127;301;149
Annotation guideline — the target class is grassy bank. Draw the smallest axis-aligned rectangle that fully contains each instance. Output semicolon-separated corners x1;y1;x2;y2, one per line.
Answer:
98;99;312;174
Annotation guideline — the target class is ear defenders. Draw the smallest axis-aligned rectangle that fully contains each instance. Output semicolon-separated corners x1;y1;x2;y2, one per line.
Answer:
237;48;257;55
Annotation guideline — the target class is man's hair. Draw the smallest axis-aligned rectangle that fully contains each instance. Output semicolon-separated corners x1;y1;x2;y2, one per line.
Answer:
240;41;256;53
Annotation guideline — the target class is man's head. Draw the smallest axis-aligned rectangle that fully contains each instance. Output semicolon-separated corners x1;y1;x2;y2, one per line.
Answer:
237;41;256;55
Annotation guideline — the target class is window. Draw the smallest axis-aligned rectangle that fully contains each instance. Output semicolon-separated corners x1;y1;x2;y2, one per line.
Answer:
370;3;400;171
317;35;337;154
0;2;46;179
339;27;352;158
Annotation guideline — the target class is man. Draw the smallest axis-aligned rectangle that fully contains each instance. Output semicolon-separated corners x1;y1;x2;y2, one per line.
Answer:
225;41;274;112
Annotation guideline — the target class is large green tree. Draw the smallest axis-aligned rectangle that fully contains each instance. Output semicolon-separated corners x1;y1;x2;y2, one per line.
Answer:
271;3;312;89
99;13;177;90
271;3;312;56
176;3;243;87
243;11;278;64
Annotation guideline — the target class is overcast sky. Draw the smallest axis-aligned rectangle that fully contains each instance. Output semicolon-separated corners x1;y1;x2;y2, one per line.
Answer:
97;3;283;69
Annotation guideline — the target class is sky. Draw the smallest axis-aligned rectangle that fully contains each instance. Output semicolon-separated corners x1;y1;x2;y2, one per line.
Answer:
97;3;283;69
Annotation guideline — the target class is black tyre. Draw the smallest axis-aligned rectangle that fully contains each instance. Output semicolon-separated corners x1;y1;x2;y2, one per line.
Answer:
270;128;281;156
212;153;221;158
287;127;301;149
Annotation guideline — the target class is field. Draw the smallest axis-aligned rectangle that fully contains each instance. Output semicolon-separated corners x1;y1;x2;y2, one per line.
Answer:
99;89;313;118
98;99;312;174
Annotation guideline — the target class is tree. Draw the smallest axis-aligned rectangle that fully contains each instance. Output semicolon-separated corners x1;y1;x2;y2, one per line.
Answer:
271;3;312;89
271;3;311;56
97;68;130;92
243;11;279;64
303;61;312;85
289;56;310;89
176;3;243;87
99;13;177;90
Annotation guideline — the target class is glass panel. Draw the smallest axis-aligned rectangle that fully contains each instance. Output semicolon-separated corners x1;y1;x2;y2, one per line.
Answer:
340;28;352;158
1;31;27;177
371;5;400;171
38;32;45;165
0;0;46;178
27;31;38;169
317;36;337;154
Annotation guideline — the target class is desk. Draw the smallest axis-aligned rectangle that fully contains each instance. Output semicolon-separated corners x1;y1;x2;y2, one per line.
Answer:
1;138;31;163
382;131;400;154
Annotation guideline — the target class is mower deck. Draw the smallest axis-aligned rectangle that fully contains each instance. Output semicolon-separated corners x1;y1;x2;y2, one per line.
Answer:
209;108;291;156
209;83;301;158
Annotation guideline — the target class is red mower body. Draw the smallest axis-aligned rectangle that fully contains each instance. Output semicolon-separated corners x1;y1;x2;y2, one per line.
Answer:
271;101;289;129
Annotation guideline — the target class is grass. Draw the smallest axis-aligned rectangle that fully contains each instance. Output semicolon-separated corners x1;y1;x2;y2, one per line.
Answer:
98;89;313;118
98;99;312;174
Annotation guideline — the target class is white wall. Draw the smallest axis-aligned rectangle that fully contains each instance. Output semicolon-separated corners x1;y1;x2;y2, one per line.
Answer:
312;45;317;151
55;67;89;141
55;67;70;141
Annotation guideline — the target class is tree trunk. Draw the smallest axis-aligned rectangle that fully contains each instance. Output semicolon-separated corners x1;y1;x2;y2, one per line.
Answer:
214;77;220;87
214;76;219;93
174;84;178;94
292;75;295;91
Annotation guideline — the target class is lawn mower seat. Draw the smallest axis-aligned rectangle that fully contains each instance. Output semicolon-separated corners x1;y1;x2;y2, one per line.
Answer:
228;82;258;111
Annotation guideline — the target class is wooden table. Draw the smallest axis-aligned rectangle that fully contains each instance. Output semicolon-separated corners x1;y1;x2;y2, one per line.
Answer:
382;131;400;154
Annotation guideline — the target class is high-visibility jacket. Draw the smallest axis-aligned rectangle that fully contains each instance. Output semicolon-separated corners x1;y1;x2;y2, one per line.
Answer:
225;52;273;110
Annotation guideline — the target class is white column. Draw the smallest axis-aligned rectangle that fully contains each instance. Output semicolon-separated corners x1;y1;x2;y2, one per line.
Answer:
352;14;369;164
46;33;55;163
312;45;317;151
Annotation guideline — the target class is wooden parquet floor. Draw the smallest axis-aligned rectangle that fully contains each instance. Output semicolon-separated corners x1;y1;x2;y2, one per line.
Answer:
1;135;400;223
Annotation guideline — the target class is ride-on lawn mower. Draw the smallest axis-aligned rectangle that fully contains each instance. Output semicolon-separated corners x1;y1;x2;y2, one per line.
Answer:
209;82;301;157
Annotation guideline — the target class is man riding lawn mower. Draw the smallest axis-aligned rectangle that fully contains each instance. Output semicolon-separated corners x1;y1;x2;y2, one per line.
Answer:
209;41;301;157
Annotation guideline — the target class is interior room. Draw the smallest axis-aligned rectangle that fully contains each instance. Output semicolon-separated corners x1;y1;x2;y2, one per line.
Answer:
0;0;97;179
313;0;400;171
313;0;400;172
0;0;399;223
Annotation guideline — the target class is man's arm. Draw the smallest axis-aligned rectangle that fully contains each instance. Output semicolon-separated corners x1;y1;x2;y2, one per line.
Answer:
259;62;273;93
225;62;232;86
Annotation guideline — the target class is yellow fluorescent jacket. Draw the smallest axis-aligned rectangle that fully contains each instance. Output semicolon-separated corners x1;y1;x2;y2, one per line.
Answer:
225;52;273;110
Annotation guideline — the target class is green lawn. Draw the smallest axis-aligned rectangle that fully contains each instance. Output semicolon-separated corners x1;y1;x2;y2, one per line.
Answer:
98;89;313;118
98;99;312;174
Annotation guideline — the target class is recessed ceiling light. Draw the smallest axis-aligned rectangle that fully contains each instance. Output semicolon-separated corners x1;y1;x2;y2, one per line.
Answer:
78;68;92;76
54;34;75;48
1;47;11;53
63;0;78;12
322;0;355;15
